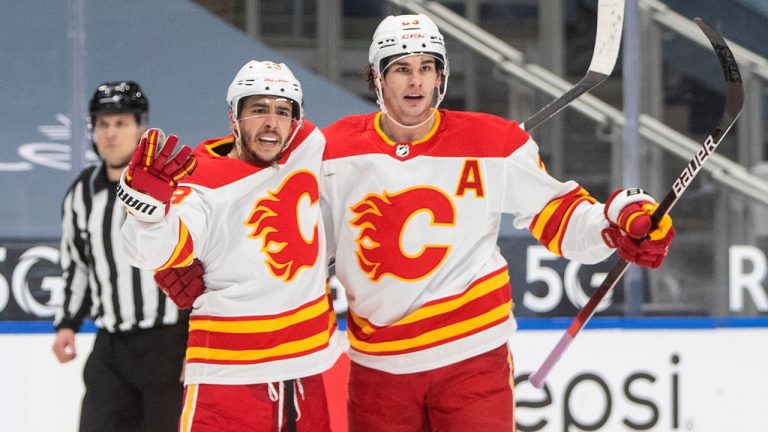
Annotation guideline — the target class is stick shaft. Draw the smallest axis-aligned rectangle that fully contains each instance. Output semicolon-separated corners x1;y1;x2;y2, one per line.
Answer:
529;260;629;388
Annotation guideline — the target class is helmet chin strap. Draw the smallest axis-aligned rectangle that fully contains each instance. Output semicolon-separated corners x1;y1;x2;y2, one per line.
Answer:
281;119;303;155
232;120;247;160
374;68;449;131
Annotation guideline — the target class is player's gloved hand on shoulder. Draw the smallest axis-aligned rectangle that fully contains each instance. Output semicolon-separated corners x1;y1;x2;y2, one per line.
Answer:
601;188;675;269
118;128;197;222
154;259;206;310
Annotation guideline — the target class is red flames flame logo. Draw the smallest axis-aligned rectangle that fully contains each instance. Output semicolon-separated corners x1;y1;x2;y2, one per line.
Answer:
349;187;455;281
245;170;319;281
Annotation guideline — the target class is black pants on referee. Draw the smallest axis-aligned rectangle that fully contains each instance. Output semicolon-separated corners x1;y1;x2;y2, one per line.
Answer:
79;322;188;432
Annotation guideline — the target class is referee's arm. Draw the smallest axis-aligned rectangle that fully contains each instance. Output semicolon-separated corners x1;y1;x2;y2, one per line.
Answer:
53;180;92;362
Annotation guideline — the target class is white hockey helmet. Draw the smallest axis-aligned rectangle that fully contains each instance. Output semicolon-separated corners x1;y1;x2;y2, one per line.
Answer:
368;14;450;77
226;60;303;122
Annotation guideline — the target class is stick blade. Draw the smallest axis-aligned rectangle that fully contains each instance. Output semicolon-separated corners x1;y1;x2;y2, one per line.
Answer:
521;0;625;131
693;18;744;131
587;0;625;75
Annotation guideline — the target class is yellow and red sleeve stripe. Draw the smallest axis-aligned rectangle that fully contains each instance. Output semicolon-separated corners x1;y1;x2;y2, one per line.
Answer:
528;186;596;257
155;218;195;271
185;293;337;365
348;267;512;356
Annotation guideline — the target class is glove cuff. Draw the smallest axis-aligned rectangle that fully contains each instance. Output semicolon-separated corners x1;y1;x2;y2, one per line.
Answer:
604;188;655;224
118;169;167;223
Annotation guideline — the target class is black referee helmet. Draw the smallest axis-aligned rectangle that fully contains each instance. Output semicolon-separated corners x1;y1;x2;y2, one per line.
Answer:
88;81;148;128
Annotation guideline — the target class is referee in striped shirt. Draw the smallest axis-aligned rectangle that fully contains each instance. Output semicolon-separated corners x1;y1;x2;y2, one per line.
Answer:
52;81;188;432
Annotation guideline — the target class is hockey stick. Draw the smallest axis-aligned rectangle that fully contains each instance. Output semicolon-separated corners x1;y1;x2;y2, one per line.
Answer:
529;18;744;389
521;0;625;131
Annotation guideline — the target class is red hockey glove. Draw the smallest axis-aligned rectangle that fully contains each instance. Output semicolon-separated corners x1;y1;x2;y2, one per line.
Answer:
154;259;206;310
601;188;675;269
127;128;197;202
118;128;197;222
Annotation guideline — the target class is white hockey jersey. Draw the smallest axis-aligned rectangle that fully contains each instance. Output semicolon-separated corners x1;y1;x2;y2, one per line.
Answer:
321;110;613;374
122;124;345;385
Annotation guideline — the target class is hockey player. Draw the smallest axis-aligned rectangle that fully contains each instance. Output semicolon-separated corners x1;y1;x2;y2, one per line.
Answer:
318;14;676;431
118;61;345;432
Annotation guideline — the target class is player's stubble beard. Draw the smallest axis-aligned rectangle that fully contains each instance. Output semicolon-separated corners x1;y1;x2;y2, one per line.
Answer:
234;127;287;166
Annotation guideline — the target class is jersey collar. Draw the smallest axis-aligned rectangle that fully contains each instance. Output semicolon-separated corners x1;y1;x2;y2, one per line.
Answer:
373;110;442;146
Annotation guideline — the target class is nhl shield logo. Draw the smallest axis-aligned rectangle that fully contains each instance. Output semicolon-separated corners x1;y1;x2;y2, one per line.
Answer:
395;143;410;158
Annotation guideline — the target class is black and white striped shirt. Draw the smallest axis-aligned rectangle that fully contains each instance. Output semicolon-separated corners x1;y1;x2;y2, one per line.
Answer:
54;163;181;333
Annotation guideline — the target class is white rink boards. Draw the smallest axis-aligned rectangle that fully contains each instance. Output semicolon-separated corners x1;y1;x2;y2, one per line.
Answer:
2;322;767;432
511;323;768;431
